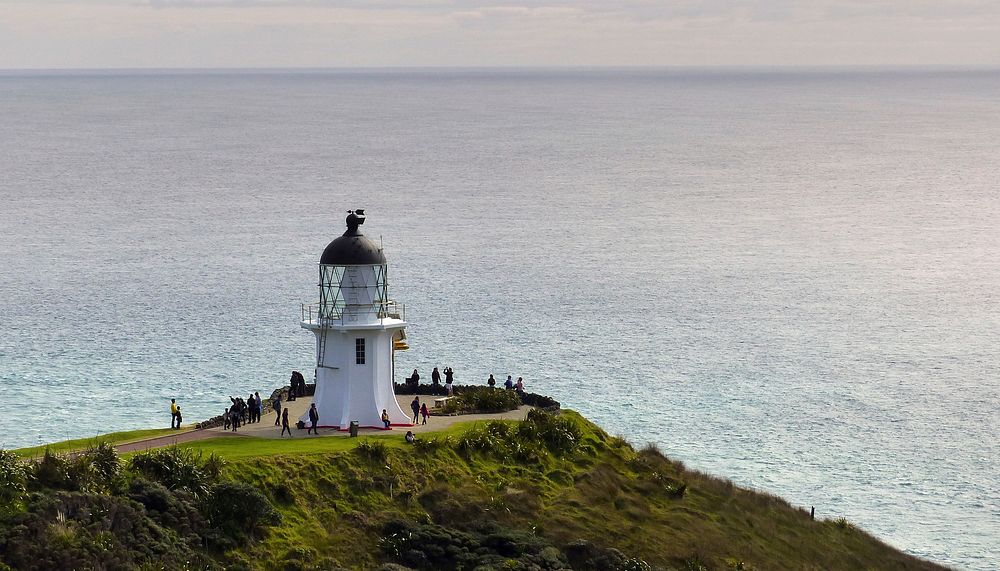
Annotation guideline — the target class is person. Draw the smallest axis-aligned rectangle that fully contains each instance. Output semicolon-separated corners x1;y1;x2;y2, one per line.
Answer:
169;399;179;429
273;394;282;426
405;431;415;444
280;408;292;437
307;403;319;435
420;403;429;425
223;407;231;431
445;374;454;397
381;409;391;429
515;377;524;392
287;371;299;401
406;368;419;389
443;367;454;385
410;397;420;424
504;375;513;390
254;392;263;424
296;371;307;397
175;406;182;428
248;393;258;423
230;406;240;432
487;374;496;387
431;367;441;386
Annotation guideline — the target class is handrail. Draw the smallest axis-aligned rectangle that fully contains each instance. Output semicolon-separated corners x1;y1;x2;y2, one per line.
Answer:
301;300;404;324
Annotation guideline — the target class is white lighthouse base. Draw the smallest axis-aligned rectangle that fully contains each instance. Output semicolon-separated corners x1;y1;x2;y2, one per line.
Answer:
300;322;411;430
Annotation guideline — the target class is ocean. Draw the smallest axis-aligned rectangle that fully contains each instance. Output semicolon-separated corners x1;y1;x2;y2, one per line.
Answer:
0;68;997;569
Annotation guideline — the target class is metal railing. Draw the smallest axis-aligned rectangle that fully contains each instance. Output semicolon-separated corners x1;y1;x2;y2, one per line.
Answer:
300;300;405;324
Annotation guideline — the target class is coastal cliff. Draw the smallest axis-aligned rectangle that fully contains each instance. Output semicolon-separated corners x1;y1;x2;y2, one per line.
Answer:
0;409;948;571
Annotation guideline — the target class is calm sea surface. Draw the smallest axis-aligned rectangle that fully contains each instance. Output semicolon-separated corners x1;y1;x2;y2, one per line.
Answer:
0;69;997;569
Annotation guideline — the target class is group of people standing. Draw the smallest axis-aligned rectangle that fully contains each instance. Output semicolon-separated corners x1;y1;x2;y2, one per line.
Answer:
223;392;264;432
487;373;525;392
409;397;430;425
420;366;456;395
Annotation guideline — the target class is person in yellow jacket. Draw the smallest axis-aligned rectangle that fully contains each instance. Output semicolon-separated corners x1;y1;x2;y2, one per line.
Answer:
170;398;179;429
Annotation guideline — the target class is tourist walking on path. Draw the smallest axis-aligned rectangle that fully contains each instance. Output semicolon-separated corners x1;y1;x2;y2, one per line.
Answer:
431;367;441;386
381;409;391;429
420;403;429;425
254;392;263;423
410;397;420;424
224;408;231;431
170;399;179;429
487;374;496;387
280;408;292;437
307;403;320;435
273;394;282;426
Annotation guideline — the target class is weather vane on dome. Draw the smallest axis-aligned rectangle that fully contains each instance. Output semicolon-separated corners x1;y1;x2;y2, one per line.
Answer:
345;209;367;234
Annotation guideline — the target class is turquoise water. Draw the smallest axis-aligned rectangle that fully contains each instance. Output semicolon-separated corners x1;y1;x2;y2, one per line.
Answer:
1;69;997;569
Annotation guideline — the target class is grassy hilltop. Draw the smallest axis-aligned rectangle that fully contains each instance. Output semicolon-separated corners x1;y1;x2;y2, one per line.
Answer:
0;409;947;571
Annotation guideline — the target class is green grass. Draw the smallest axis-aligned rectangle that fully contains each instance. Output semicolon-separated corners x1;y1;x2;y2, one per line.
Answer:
12;427;186;458
172;420;509;460
200;411;947;571
5;411;949;571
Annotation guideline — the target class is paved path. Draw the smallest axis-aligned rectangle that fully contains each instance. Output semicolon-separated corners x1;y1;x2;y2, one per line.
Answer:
114;428;246;454
114;394;530;451
206;394;531;439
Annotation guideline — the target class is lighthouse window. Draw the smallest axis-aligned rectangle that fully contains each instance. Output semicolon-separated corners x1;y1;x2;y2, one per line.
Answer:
355;338;366;365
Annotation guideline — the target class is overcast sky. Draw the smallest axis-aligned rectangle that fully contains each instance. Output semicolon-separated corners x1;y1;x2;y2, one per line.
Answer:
1;0;999;68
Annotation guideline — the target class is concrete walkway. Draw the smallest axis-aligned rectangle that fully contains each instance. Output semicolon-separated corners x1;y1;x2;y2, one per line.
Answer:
114;429;246;454
204;394;531;439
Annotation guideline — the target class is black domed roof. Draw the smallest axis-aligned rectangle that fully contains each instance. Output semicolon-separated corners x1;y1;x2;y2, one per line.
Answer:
319;210;387;266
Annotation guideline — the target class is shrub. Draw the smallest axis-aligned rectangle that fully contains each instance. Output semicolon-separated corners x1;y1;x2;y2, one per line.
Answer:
518;392;561;410
442;387;521;414
517;410;581;455
380;519;571;570
0;450;27;509
457;422;515;456
30;449;73;491
128;447;224;497
200;481;281;543
356;440;389;464
81;442;123;493
411;437;450;454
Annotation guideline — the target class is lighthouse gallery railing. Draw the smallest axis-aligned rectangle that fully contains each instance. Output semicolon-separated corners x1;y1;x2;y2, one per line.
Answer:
300;300;405;325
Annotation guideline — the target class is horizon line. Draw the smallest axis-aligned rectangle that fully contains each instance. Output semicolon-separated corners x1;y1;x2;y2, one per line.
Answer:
2;64;1000;76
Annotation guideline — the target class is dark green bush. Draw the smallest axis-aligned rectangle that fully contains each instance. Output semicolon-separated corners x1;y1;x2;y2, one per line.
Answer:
82;442;125;494
517;409;581;455
564;540;654;571
0;490;216;571
200;481;281;543
30;449;73;491
129;447;224;497
442;387;522;414
380;519;570;570
356;440;389;464
0;450;27;509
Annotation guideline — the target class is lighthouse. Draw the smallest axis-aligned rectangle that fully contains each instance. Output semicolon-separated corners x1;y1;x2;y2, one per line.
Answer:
300;210;411;429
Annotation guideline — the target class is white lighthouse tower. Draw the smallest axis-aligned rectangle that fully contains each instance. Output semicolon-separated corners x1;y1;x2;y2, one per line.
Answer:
300;209;411;429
